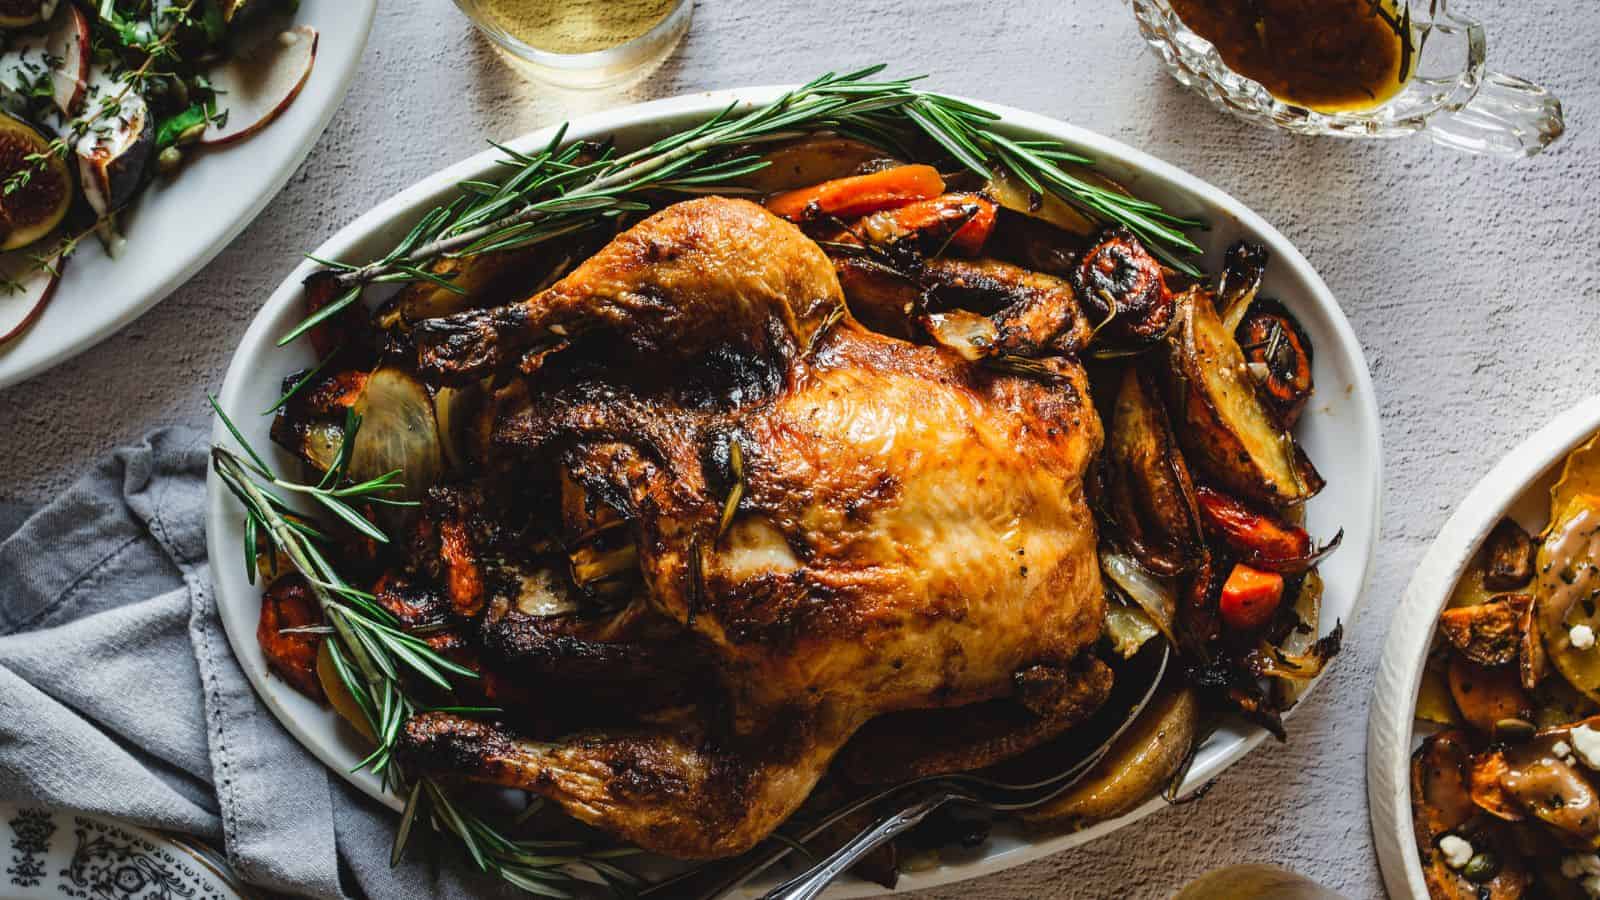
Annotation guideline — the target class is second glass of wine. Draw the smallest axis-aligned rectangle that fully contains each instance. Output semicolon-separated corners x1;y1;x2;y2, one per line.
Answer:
453;0;694;89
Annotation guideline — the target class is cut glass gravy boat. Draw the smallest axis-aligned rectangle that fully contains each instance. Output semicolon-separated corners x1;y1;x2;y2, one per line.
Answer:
1130;0;1565;158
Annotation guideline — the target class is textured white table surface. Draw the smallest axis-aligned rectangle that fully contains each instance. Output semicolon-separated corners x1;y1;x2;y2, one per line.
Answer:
1;2;1595;898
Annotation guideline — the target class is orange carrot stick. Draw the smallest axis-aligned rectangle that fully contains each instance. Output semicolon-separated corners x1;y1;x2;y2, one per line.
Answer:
1219;563;1285;631
857;193;998;255
765;164;945;222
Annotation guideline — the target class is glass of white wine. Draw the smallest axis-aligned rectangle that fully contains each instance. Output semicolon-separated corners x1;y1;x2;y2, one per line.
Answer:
452;0;694;88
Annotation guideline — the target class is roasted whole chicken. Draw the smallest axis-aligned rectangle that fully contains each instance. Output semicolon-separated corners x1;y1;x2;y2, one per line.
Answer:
394;197;1111;858
259;146;1342;872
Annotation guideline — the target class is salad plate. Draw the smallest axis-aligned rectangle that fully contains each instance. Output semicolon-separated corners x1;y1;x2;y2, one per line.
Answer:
0;0;376;390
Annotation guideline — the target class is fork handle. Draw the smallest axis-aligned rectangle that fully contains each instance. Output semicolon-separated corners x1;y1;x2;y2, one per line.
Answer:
760;791;962;900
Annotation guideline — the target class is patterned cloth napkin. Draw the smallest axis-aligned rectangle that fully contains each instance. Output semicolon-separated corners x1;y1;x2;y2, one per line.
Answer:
0;428;517;899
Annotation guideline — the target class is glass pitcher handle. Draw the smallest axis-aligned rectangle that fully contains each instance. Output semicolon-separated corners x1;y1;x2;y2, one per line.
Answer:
1425;69;1565;159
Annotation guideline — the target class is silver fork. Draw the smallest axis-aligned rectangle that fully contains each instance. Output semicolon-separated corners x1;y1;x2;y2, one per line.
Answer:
640;640;1169;900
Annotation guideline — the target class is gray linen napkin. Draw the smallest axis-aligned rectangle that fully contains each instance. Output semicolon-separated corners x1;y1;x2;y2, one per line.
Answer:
0;427;517;899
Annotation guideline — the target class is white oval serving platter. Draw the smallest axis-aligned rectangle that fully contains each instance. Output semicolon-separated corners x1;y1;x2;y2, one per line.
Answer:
207;85;1382;896
0;0;377;391
1369;394;1600;900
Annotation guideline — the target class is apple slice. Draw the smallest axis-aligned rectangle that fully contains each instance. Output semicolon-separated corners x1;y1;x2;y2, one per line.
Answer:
0;2;90;118
202;24;317;147
0;245;63;345
0;0;59;29
44;3;89;116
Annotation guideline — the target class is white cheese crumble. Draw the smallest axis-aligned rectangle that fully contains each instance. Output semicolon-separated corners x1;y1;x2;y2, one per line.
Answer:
1556;740;1576;763
1573;623;1596;650
1573;724;1600;770
1439;835;1474;869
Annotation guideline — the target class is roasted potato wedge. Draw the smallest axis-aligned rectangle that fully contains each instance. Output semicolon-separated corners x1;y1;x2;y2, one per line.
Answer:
1166;288;1321;508
1021;682;1198;829
388;249;561;325
1100;365;1205;577
257;574;324;700
739;136;896;195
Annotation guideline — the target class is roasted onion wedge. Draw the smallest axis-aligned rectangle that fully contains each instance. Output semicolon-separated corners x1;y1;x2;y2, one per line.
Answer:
348;366;444;533
1166;287;1321;508
1101;365;1204;577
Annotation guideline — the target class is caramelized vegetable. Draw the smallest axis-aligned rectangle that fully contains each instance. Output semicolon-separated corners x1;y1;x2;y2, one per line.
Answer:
300;270;367;358
1416;660;1464;726
1439;594;1532;668
1101;365;1205;577
1215;241;1267;335
1448;658;1534;734
1022;682;1199;829
853;193;997;256
766;164;944;222
1219;564;1283;631
1237;300;1314;428
1413;732;1478;842
1167;288;1322;508
316;640;373;739
1483;518;1536;591
1070;226;1173;344
348;366;444;533
1413;733;1534;899
257;573;324;700
1535;493;1600;704
1194;486;1340;573
739;136;895;195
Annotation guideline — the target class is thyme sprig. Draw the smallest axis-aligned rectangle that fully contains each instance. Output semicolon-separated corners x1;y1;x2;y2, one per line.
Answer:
281;65;1205;346
211;398;633;896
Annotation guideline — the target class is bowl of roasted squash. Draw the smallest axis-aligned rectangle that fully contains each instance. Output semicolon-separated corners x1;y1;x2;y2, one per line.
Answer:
1371;395;1600;900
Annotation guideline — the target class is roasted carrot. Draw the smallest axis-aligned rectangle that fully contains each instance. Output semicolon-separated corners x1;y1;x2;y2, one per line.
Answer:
855;193;998;256
765;164;945;222
257;573;326;700
1219;563;1284;631
1196;486;1311;564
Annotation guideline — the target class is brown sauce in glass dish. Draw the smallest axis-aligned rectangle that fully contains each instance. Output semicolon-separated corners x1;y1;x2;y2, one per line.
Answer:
1167;0;1412;113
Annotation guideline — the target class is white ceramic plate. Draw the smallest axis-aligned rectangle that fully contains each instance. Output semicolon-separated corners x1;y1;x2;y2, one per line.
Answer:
1368;394;1600;899
0;0;376;391
0;801;245;900
205;86;1382;896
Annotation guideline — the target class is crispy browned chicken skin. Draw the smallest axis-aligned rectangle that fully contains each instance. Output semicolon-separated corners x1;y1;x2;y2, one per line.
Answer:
402;197;1108;859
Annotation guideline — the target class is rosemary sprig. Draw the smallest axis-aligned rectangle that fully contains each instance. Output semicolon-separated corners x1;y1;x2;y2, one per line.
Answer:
211;398;632;896
281;65;1204;345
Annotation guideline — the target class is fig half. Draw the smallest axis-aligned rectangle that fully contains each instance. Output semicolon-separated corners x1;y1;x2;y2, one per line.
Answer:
0;113;70;251
76;88;154;216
